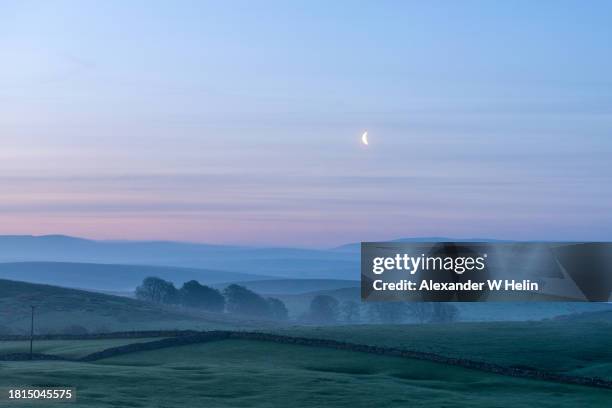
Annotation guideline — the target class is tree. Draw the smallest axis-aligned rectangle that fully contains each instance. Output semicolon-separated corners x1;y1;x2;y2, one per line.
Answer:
224;284;269;317
367;302;410;324
266;297;289;320
410;302;434;323
341;300;361;323
135;277;178;304
430;303;459;323
308;295;339;324
179;280;225;312
367;302;458;324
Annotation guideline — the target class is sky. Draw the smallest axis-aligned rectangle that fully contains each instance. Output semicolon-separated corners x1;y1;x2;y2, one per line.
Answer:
1;0;612;247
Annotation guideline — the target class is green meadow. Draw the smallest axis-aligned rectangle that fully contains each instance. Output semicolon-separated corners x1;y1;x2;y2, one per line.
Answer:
2;279;611;406
0;338;164;360
277;319;612;380
1;340;610;408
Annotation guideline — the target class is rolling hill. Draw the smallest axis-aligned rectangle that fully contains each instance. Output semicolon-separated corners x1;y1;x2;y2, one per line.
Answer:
0;235;359;279
0;235;521;281
0;262;272;291
0;279;273;335
276;320;612;381
333;237;513;252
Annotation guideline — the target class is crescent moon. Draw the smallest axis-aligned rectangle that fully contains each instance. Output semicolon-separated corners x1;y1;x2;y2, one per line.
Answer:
361;131;369;146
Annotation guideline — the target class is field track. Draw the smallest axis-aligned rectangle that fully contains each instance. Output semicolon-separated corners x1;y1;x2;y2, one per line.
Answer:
1;330;611;391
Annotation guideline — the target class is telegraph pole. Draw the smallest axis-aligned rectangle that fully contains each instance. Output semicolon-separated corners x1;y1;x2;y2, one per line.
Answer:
29;306;35;360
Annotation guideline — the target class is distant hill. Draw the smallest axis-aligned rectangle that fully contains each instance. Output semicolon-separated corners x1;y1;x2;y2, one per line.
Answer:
333;237;513;252
0;279;265;335
0;235;529;281
0;262;273;291
0;235;358;279
213;279;360;295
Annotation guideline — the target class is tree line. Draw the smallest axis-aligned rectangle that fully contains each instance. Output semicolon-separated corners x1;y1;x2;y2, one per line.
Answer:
303;295;459;324
135;277;288;320
135;277;459;324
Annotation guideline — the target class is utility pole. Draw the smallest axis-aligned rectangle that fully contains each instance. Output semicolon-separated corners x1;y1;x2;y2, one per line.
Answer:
29;306;35;360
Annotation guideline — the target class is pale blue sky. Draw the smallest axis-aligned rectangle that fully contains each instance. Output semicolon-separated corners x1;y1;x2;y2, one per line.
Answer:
1;0;611;246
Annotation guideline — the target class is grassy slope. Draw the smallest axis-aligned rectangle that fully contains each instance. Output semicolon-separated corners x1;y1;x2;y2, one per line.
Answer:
277;320;612;379
0;279;270;334
1;340;609;407
0;338;165;359
4;319;610;378
554;310;612;323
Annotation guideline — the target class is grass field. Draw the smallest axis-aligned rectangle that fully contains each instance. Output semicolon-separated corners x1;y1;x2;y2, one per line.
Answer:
2;275;611;407
1;340;610;407
0;338;165;359
277;320;612;380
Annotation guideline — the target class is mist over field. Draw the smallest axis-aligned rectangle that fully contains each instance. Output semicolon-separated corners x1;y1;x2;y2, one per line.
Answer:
1;235;610;331
1;242;611;407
